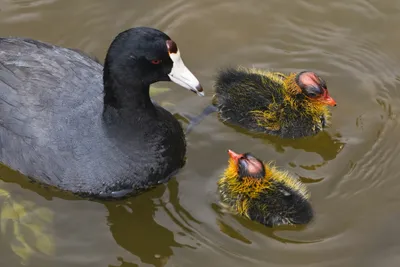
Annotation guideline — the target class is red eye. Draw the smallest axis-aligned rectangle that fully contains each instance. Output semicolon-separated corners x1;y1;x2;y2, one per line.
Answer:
151;59;162;64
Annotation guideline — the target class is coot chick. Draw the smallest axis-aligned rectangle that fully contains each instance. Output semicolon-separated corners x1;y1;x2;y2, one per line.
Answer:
218;150;313;227
213;67;336;138
0;27;203;198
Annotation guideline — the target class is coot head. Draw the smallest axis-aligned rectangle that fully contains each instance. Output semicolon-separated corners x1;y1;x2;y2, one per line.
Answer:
295;71;336;106
227;149;266;180
103;27;203;107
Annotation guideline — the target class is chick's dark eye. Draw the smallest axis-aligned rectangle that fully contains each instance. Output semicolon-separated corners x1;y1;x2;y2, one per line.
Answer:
151;59;162;65
238;158;247;169
305;86;322;98
306;92;317;98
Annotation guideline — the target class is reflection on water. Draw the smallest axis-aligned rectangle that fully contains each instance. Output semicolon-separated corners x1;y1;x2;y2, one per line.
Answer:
225;122;345;161
0;175;55;266
104;182;191;267
213;202;321;245
1;0;400;266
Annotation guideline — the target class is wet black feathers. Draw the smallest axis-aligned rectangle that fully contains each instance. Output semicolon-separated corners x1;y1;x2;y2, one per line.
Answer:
247;181;314;227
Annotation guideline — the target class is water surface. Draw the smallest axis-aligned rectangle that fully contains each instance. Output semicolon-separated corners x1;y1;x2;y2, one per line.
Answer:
0;0;400;266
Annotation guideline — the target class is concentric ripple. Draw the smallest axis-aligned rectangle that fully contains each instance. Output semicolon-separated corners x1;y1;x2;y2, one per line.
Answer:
1;0;400;266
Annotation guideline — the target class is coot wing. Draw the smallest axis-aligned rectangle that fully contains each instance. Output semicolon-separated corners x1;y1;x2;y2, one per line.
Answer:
0;38;103;184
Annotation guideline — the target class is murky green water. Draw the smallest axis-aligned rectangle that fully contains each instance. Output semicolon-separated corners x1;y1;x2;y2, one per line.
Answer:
0;0;400;266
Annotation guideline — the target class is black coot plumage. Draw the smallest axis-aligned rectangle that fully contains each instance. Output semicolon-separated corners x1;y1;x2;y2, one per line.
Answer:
0;27;204;198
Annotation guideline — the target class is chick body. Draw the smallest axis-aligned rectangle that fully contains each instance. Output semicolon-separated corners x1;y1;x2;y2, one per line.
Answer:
218;151;313;227
214;67;332;138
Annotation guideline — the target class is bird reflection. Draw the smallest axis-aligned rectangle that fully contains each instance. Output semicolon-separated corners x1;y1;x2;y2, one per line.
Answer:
0;165;197;267
231;124;345;162
181;108;345;163
104;179;198;267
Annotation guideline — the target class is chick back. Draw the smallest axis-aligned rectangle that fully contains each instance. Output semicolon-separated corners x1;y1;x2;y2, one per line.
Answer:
213;67;284;132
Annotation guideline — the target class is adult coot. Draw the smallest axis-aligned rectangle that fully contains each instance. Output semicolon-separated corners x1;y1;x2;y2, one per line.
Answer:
0;27;204;198
218;149;313;227
213;67;336;138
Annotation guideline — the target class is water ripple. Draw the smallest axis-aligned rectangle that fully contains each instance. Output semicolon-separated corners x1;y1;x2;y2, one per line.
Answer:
1;0;400;266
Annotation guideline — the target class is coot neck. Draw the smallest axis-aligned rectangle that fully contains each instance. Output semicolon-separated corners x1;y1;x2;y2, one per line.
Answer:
102;60;157;120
